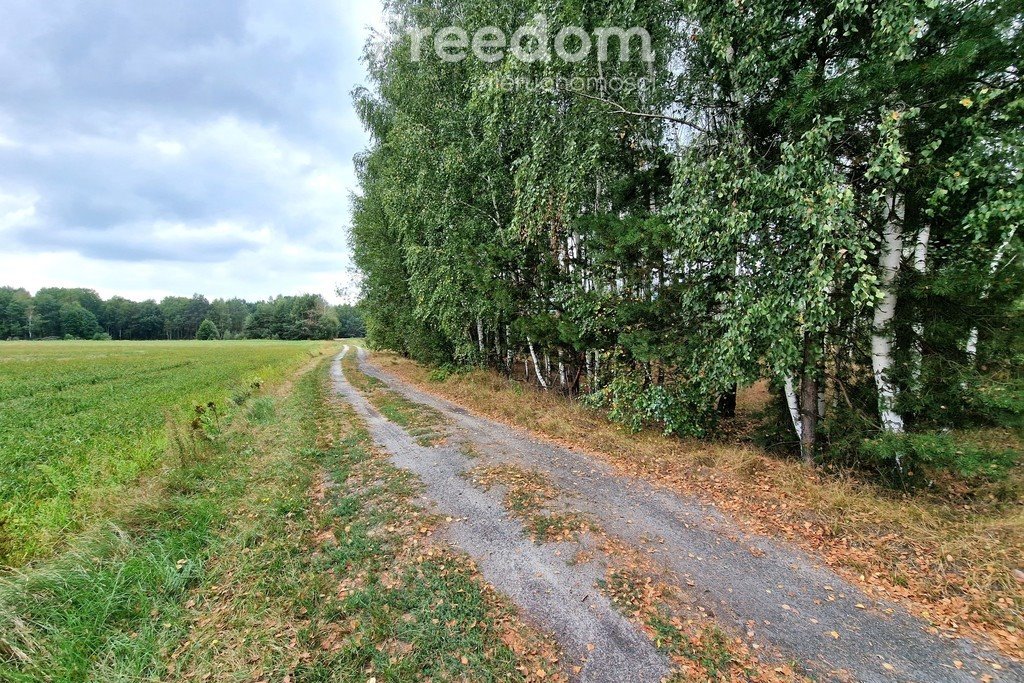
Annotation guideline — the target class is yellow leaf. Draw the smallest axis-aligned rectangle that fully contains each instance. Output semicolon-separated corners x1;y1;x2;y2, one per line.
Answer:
960;97;973;108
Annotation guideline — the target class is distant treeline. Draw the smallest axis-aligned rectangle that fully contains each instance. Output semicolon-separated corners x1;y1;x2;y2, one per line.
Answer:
0;287;365;341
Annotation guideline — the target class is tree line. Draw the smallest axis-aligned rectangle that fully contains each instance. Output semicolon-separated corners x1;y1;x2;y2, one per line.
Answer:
0;287;365;341
352;0;1022;476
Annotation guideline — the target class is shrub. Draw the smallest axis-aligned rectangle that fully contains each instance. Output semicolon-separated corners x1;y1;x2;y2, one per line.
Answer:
427;364;464;383
583;375;711;437
196;319;219;340
859;432;1018;487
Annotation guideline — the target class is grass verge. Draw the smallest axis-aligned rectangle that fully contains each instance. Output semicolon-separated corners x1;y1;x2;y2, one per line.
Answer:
0;355;560;681
368;351;1024;658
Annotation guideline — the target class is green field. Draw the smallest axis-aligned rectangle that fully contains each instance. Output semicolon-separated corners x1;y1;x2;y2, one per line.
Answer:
0;341;331;565
0;342;552;681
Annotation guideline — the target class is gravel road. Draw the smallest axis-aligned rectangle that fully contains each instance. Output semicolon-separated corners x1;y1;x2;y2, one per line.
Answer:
334;347;1023;683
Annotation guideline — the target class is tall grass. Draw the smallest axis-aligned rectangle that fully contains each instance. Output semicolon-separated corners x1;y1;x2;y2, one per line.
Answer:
1;354;558;681
0;341;327;565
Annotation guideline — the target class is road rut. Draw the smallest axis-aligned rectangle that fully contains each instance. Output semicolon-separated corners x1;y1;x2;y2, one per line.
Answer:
333;348;669;683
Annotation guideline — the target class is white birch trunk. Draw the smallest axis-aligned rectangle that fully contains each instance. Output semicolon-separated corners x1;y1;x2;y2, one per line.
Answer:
784;375;803;439
476;317;485;354
558;348;566;388
872;194;905;433
527;337;548;389
965;328;980;360
910;224;930;387
506;325;513;370
817;387;826;421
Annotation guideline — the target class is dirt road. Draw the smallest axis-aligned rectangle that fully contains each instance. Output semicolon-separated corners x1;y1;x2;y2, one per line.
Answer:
333;347;1022;683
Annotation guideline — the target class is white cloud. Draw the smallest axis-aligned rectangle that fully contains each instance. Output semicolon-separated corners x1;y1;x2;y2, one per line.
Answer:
0;191;38;232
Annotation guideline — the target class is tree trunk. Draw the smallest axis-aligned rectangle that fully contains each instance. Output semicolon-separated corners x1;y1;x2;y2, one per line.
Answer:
871;194;905;433
558;349;566;389
717;385;737;418
784;376;802;440
910;224;930;388
476;317;485;355
798;338;818;466
527;337;548;389
493;319;501;365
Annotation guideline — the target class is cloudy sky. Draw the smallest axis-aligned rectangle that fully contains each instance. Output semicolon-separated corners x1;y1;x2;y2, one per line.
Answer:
0;0;385;303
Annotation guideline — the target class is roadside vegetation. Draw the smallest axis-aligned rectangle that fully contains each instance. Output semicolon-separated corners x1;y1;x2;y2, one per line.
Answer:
0;350;558;681
352;2;1021;482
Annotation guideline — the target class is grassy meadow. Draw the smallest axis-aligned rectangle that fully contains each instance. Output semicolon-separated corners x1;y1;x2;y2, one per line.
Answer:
0;343;556;681
0;341;329;565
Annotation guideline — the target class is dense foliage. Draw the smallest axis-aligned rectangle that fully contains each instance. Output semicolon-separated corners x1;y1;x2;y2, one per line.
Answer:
352;0;1023;473
0;287;364;341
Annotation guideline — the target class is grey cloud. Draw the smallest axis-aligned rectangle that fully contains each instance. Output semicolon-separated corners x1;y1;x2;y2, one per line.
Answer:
0;0;375;299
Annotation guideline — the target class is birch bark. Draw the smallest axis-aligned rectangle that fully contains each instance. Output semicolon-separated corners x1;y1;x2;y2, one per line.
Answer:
527;337;548;389
872;194;905;433
784;376;802;439
910;224;930;387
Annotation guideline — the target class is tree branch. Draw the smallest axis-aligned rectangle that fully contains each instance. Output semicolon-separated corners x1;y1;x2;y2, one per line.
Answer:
558;87;710;134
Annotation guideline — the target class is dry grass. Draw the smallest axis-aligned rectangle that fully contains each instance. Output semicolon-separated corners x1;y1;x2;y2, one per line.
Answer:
370;352;1024;658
